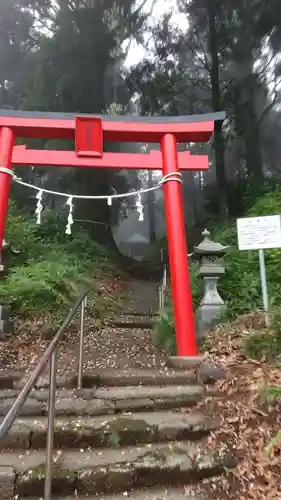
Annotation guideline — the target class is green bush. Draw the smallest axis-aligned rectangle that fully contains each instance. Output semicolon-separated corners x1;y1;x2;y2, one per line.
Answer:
243;308;281;361
0;201;111;315
153;261;200;355
153;304;176;355
216;187;281;318
244;330;281;361
153;183;281;354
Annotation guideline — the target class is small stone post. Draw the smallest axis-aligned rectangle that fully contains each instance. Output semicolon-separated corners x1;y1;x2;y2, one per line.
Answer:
194;229;229;339
0;239;19;339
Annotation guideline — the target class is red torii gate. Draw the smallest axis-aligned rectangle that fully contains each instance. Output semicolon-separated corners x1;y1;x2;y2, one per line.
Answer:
0;110;225;360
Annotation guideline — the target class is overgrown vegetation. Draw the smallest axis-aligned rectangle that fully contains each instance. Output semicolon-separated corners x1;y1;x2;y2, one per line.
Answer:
153;184;281;358
1;202;113;317
243;309;281;361
153;262;201;356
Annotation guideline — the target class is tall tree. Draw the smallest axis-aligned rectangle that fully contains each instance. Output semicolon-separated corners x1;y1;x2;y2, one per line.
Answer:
127;0;281;221
0;0;51;109
19;1;150;232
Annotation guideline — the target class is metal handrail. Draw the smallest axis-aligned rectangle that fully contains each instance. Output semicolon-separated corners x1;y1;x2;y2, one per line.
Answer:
159;264;168;310
0;286;89;500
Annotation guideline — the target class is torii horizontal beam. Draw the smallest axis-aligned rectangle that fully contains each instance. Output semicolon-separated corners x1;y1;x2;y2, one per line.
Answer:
12;146;209;170
0;109;225;143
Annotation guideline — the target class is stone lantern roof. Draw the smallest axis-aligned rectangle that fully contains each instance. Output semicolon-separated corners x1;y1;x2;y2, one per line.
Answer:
194;229;229;256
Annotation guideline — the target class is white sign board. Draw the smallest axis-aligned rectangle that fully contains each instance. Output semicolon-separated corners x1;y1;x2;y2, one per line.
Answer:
237;215;281;251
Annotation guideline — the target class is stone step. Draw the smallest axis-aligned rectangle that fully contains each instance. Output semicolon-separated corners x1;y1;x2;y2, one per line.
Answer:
0;371;22;389
0;385;204;417
1;365;223;392
1;411;218;450
123;311;157;317
9;368;198;391
113;316;155;329
0;441;233;497
75;368;199;388
28;488;206;499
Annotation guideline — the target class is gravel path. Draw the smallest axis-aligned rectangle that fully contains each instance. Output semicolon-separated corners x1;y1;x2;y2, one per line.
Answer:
0;279;167;376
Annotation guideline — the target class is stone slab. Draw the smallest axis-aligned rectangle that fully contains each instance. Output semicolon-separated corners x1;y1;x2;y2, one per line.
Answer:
47;490;206;500
0;442;233;496
0;421;31;449
94;384;204;401
0;371;22;389
55;397;116;416
0;384;203;417
113;316;155;329
2;411;217;450
0;466;15;500
78;368;198;388
0;397;43;416
167;357;225;384
168;356;207;369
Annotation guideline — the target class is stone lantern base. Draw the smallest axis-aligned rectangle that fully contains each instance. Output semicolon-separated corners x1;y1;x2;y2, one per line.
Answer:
0;305;13;340
167;355;207;369
196;303;226;340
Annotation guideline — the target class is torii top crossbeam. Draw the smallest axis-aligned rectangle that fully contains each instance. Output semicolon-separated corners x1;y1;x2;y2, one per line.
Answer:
0;109;225;360
0;109;225;170
0;109;225;142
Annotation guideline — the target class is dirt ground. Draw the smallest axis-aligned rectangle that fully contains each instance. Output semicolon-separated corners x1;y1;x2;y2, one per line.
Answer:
183;313;281;500
0;276;167;378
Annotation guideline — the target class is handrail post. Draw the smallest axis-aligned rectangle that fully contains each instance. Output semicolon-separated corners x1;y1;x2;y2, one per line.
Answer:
159;264;167;310
44;349;57;500
158;285;162;309
77;295;86;389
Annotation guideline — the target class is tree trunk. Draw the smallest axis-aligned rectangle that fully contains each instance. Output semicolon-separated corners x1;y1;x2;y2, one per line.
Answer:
207;4;228;220
244;97;263;180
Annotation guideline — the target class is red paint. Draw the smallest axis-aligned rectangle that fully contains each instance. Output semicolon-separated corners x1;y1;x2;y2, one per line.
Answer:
0;127;15;250
0;111;216;358
161;134;197;356
12;146;209;171
0;114;214;143
75;116;103;157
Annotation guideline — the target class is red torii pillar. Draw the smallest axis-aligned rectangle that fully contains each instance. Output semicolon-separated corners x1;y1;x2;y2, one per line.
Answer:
0;110;224;359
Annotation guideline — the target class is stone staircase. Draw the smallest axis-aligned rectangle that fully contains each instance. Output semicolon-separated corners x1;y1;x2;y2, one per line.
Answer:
113;280;158;330
0;367;232;499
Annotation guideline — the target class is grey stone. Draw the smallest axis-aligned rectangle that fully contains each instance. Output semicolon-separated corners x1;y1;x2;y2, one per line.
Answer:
16;465;76;497
53;489;206;500
0;372;21;389
80;368;197;387
55;397;115;416
157;413;217;441
0;305;13;339
153;395;200;410
196;363;226;383
168;356;207;370
2;442;234;497
0;466;15;500
95;385;204;401
31;389;78;402
5;411;217;450
115;398;155;411
98;367;197;387
0;389;19;399
1;422;30;450
114;316;154;329
78;463;134;495
0;398;43;416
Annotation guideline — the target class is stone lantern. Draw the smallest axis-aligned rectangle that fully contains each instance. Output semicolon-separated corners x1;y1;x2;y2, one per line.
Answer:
194;229;229;339
0;239;20;339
